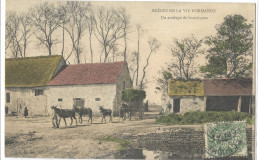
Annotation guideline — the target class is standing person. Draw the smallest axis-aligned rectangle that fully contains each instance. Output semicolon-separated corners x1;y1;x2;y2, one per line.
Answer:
166;102;172;114
52;110;59;128
5;106;8;116
24;107;28;118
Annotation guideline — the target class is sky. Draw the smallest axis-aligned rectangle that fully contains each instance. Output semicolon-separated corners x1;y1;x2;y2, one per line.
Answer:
5;0;256;104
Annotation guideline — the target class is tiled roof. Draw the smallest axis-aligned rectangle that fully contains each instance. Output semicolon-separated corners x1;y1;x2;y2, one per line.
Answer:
48;61;126;86
203;78;252;96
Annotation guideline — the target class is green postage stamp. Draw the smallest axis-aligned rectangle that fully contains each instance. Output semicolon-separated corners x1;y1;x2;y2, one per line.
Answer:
205;121;247;158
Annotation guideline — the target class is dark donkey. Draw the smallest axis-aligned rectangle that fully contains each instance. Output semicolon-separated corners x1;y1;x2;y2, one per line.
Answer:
99;106;112;123
51;106;77;127
73;105;93;124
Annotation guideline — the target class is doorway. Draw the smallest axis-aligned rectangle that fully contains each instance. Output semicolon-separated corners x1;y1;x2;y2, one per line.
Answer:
173;99;180;113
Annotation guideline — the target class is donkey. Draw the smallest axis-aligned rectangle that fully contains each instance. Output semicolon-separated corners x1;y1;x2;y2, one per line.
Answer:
99;106;112;123
51;106;77;127
73;105;93;124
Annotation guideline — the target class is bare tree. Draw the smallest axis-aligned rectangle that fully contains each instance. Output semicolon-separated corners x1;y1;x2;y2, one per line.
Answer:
139;38;161;89
5;11;23;58
57;3;68;58
169;36;204;79
93;7;124;62
135;24;143;87
87;11;95;63
19;12;33;57
31;3;61;56
64;1;90;64
116;7;130;61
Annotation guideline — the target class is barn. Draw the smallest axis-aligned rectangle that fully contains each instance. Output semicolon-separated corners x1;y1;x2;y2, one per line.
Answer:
46;61;133;116
5;55;132;116
5;55;66;116
168;78;253;114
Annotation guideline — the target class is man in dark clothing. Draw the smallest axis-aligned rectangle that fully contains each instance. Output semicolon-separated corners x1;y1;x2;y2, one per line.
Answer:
166;102;172;114
24;107;28;118
5;106;8;116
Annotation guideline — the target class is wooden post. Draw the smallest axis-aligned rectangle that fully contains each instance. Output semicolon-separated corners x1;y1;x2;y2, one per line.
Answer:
249;97;252;114
237;96;242;112
172;99;175;113
204;96;207;111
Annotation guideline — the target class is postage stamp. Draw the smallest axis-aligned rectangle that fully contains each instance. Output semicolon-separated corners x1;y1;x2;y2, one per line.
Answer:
205;121;247;158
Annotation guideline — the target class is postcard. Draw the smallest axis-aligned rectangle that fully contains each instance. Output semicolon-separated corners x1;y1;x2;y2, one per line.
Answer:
3;0;256;159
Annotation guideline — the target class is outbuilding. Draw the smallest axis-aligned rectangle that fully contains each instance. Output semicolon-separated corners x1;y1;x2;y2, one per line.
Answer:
168;78;253;114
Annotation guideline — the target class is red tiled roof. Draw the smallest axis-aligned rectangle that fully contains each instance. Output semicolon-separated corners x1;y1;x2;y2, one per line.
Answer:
203;78;252;96
48;61;126;86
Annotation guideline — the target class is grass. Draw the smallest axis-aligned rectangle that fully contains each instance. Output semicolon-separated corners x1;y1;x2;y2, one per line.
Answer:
97;136;132;150
156;111;254;125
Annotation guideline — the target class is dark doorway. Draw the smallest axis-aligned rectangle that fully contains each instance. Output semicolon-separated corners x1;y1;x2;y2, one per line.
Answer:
241;96;251;113
73;98;85;108
173;99;180;113
206;96;238;111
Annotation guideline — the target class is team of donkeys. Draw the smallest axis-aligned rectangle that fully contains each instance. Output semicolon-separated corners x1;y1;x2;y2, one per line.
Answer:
51;103;132;128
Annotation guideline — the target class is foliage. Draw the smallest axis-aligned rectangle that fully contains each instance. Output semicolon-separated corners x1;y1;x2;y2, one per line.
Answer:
168;36;204;79
121;89;146;102
156;111;253;125
202;15;253;78
98;136;131;150
168;80;204;96
200;56;227;78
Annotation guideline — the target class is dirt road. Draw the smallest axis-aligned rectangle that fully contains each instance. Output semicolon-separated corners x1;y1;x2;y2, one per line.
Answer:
5;107;168;159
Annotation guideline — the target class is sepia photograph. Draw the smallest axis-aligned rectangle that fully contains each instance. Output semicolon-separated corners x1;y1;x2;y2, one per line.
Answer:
2;0;256;159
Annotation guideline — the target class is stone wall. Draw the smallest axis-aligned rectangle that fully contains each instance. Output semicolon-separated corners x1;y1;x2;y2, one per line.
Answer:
180;97;204;113
114;64;133;116
131;127;254;160
46;84;117;116
5;87;47;116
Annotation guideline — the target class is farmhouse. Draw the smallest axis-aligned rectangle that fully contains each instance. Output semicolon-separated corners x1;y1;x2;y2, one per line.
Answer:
6;55;132;116
46;61;132;116
168;78;253;114
5;55;66;116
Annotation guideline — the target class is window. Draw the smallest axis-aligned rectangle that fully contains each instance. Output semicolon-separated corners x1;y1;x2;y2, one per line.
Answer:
35;90;43;96
95;98;101;101
6;93;10;103
58;98;63;102
73;98;85;108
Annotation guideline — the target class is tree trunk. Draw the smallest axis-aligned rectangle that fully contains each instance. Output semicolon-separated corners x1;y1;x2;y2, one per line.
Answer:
61;22;65;57
123;28;127;61
89;32;93;63
136;35;140;87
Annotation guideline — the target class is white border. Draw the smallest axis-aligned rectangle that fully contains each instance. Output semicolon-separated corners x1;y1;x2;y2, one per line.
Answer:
0;0;258;160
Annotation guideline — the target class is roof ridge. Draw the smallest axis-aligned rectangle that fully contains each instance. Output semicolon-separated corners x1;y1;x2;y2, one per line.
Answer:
68;61;125;66
6;55;62;61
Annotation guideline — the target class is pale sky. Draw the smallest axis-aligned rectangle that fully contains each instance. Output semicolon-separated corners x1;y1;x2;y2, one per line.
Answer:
5;0;256;104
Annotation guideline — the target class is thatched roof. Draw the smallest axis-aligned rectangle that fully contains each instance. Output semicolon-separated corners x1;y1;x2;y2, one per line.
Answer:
168;80;204;97
6;55;63;87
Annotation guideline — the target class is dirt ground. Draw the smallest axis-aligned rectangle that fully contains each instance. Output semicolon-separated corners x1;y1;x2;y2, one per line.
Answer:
5;106;175;159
